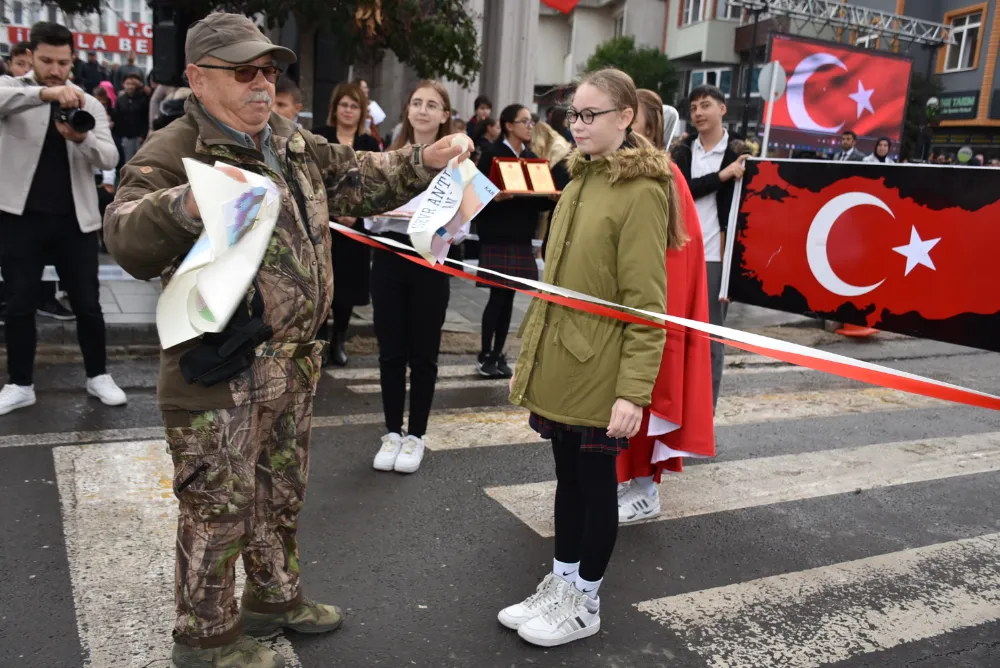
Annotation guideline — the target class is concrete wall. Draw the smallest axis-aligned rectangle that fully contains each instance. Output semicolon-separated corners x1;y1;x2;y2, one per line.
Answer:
570;6;616;77
666;18;740;63
480;0;539;110
624;0;668;49
537;13;573;85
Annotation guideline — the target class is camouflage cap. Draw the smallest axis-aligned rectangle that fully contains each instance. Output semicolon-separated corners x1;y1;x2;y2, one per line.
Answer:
185;13;296;66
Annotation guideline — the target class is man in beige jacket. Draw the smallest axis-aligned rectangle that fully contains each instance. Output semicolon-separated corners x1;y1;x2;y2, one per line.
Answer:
0;21;126;415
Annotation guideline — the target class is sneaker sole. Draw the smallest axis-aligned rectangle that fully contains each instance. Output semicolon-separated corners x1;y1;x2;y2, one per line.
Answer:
619;508;661;524
0;397;36;416
37;312;76;321
498;610;530;630
517;617;601;647
373;459;398;471
86;387;127;406
245;617;344;637
393;458;423;474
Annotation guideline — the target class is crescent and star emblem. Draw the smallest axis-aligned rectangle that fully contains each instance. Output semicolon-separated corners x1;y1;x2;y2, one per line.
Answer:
806;192;942;297
786;53;878;132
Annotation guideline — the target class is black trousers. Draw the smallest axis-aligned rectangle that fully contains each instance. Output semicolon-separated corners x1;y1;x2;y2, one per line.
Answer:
370;248;449;438
481;287;516;355
552;431;620;582
0;212;107;385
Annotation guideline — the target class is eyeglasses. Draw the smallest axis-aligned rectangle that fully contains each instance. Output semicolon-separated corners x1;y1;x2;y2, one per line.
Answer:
410;99;444;112
196;63;282;83
338;100;361;111
513;119;535;127
567;108;617;125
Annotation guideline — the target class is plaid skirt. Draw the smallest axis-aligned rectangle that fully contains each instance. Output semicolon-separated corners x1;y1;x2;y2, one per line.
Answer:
530;413;629;457
478;243;538;289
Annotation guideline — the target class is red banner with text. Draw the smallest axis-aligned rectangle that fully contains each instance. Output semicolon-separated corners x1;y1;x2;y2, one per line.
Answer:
6;21;152;55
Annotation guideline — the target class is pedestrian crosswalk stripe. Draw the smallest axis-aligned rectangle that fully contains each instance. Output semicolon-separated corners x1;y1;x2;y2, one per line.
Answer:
635;532;1000;668
53;441;303;668
1;388;942;451
347;378;510;393
484;431;1000;537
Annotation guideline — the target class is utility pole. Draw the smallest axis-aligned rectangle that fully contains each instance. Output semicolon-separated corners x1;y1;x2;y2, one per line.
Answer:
740;1;769;138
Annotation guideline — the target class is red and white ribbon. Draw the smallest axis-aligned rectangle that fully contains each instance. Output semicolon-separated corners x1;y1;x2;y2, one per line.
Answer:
330;222;1000;412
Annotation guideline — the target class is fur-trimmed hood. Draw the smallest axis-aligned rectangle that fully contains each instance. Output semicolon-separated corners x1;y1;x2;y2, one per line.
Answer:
567;146;674;187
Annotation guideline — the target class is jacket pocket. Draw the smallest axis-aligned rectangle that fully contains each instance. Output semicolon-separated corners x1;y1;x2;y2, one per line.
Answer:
557;318;595;363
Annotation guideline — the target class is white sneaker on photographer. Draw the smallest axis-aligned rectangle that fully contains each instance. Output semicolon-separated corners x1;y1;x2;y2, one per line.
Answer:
85;374;127;406
0;384;36;415
373;433;403;471
393;435;425;473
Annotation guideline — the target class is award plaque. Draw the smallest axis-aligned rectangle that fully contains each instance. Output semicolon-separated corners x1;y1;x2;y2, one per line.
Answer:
524;161;558;193
496;159;530;192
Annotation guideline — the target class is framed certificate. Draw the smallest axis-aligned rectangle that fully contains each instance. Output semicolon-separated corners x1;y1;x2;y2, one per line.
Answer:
524;161;558;193
495;159;530;192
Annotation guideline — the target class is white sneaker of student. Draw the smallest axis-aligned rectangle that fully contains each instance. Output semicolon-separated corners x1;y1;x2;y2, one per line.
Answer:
517;588;600;647
393;435;425;473
498;573;571;630
618;484;661;524
373;433;403;471
0;384;36;416
85;374;127;406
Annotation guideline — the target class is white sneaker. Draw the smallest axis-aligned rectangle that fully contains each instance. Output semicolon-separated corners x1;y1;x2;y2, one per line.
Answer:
0;384;36;416
517;588;600;647
498;573;572;630
618;484;661;524
85;374;127;406
373;433;403;471
393;435;425;473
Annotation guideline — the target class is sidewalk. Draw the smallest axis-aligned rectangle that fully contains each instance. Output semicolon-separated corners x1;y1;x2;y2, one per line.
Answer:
28;258;817;346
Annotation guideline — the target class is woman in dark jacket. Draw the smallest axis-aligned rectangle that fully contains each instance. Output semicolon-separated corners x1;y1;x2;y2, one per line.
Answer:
474;104;553;378
312;83;380;366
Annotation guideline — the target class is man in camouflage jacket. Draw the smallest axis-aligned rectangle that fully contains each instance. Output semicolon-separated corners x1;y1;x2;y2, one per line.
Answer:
103;13;467;668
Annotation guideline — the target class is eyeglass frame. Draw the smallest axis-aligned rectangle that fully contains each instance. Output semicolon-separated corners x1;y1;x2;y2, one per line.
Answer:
195;63;282;84
566;108;618;125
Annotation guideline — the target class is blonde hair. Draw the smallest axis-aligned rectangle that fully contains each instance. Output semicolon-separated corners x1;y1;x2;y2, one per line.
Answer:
389;80;451;150
531;121;572;168
636;89;665;150
577;67;654;150
327;83;369;132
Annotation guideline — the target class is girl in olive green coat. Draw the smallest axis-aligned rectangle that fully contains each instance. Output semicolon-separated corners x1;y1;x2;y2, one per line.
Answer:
498;68;686;647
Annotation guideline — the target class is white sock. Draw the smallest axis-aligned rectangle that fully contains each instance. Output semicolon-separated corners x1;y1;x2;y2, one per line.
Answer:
636;475;657;496
575;575;602;600
553;559;579;583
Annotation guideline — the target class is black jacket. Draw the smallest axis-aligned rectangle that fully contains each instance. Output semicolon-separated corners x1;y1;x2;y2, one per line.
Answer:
475;139;554;246
670;132;744;238
113;90;150;139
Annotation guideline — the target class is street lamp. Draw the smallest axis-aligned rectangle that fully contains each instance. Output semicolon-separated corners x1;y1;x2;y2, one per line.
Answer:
920;95;940;161
740;0;769;138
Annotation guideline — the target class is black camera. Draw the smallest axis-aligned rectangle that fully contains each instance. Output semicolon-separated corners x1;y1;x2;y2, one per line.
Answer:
53;104;96;133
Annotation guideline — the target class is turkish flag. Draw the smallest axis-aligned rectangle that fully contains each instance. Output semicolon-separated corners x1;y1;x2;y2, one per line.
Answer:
541;0;581;13
729;160;1000;353
765;35;912;141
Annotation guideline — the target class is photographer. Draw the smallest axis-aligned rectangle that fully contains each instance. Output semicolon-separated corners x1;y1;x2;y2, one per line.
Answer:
0;21;126;416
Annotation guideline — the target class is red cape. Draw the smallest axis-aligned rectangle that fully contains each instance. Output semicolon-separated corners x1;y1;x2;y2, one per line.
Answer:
617;162;716;483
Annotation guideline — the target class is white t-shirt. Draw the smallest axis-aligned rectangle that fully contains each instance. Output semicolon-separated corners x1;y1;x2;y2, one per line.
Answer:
691;130;729;262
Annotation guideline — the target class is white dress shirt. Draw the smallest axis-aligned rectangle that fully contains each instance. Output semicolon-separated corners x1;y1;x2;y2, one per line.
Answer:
691;130;729;262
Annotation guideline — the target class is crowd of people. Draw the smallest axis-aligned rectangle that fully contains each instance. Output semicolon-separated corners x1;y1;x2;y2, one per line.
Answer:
0;12;994;666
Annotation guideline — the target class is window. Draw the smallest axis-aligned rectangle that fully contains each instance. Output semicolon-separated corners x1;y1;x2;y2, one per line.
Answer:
689;68;733;97
855;33;880;50
13;1;23;24
943;10;982;72
682;0;704;26
613;13;624;37
736;64;762;97
722;1;742;20
47;4;57;22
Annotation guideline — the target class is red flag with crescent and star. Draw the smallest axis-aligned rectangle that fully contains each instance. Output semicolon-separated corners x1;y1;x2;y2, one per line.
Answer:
728;159;1000;353
765;34;912;141
541;0;581;13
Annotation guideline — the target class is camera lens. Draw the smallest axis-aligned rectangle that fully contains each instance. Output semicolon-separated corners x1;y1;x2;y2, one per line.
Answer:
65;109;96;133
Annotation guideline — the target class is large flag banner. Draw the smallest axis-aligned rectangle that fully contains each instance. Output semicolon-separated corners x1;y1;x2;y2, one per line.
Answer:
764;35;912;153
726;160;1000;353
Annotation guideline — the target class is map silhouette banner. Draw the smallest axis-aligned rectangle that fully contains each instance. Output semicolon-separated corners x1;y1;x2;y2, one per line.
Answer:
724;158;1000;353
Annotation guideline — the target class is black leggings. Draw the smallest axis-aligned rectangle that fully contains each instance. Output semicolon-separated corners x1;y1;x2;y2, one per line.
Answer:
480;287;516;355
551;431;620;582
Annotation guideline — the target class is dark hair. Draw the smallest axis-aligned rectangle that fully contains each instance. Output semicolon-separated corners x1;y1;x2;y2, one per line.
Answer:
875;136;890;147
11;41;31;58
29;22;73;53
123;72;142;83
689;85;726;106
842;130;857;140
474;95;492;110
327;82;368;132
499;104;527;138
276;75;302;104
472;117;498;143
549;106;568;129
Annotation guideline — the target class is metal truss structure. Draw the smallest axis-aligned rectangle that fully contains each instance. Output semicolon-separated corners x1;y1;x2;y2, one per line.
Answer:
728;0;956;46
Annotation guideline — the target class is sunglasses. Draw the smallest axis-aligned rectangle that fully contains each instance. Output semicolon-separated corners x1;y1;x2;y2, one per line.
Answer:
197;63;282;83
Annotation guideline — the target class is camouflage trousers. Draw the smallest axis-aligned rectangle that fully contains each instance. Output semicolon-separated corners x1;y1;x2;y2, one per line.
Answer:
163;390;314;649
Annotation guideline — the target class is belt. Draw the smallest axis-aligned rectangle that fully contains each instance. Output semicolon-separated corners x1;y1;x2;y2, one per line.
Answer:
255;340;327;359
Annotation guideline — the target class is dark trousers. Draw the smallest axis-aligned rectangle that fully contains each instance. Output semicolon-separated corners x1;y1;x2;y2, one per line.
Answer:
370;248;449;438
552;431;619;582
706;261;728;410
481;287;515;355
0;212;107;385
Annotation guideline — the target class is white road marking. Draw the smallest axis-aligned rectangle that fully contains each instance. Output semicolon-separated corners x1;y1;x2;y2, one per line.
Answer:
485;431;1000;537
54;441;302;668
636;532;1000;668
346;378;509;394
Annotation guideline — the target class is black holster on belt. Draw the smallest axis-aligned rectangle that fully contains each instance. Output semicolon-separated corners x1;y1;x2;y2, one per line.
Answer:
178;287;273;387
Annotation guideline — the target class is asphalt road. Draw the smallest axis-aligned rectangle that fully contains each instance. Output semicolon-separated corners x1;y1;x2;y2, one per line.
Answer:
1;333;999;668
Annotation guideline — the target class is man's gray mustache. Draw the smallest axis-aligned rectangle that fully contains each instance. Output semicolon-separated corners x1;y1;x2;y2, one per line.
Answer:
246;92;273;105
